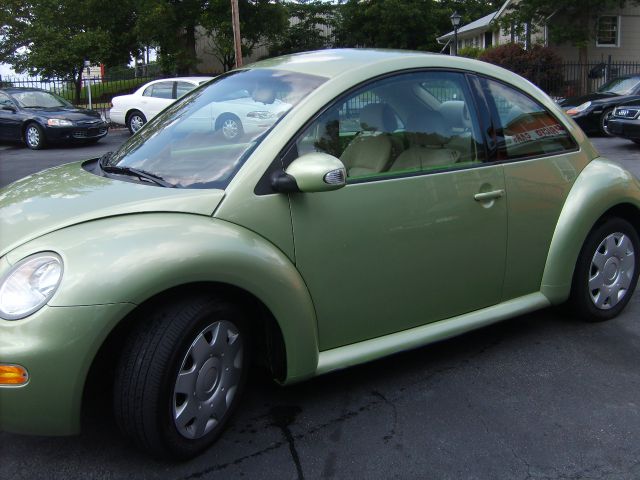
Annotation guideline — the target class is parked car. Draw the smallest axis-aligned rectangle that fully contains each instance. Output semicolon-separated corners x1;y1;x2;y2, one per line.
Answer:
1;50;639;460
560;75;640;136
0;87;108;149
109;77;213;134
608;101;640;144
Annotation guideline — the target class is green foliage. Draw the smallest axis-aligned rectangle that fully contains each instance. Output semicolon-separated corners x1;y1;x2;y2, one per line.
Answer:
479;43;563;93
269;1;338;57
457;46;484;59
333;0;500;52
201;0;288;72
0;0;138;101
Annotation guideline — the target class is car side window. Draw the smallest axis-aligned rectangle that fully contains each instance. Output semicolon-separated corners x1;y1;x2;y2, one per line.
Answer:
176;82;195;99
479;78;576;159
295;71;485;181
150;82;174;99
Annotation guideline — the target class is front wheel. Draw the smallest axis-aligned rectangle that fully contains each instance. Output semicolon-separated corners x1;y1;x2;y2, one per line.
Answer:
600;108;614;136
569;217;639;321
114;295;249;459
24;123;46;150
216;114;243;141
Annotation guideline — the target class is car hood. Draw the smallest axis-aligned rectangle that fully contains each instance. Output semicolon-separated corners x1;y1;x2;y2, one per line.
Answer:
23;106;103;121
561;92;640;109
0;161;225;259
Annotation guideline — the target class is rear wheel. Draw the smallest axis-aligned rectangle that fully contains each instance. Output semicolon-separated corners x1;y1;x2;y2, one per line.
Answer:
24;123;46;150
127;111;146;134
114;294;249;459
569;217;639;321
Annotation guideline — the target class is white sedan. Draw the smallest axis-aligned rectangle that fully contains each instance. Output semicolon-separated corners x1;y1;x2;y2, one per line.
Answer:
110;77;213;134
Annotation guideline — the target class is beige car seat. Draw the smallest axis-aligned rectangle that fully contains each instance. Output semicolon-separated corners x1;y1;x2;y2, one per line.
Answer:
340;104;398;177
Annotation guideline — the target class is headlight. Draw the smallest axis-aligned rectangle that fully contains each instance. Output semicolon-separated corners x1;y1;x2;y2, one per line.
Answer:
0;253;63;320
246;111;277;119
47;118;73;127
566;102;592;116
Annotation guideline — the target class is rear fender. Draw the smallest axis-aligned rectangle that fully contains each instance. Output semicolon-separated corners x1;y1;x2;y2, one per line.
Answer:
540;159;640;304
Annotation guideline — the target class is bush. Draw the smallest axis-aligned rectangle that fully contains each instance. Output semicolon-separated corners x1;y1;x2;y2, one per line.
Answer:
457;47;484;59
479;43;562;93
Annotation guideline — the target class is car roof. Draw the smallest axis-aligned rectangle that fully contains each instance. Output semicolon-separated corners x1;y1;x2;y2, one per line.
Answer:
0;87;49;94
147;76;214;84
246;49;443;79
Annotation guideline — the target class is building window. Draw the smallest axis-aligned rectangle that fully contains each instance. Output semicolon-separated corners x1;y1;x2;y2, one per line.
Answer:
596;16;620;47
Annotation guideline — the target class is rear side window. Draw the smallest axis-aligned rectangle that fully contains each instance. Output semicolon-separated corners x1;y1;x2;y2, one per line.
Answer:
479;78;576;159
176;81;195;99
150;82;175;99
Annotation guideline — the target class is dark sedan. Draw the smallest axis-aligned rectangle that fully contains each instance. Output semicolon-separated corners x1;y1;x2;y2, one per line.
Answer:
0;87;108;149
560;75;640;136
608;101;640;145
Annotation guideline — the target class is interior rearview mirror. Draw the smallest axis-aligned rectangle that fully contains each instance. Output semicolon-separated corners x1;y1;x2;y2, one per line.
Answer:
271;152;346;193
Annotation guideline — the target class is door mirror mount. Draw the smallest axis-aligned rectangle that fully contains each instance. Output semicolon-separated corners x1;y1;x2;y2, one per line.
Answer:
271;152;346;193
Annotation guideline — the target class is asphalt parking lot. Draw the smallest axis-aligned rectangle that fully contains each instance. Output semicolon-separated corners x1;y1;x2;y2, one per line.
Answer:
1;134;640;479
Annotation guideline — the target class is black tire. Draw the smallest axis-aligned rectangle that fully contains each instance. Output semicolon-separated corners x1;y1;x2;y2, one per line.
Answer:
114;294;249;459
600;108;614;136
569;217;639;322
216;114;243;141
24;123;46;150
126;111;147;135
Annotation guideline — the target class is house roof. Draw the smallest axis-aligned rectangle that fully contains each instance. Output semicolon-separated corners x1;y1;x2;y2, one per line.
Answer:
436;0;517;42
437;11;498;42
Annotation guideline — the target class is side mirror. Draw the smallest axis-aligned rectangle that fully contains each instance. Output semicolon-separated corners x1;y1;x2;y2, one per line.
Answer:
1;105;17;112
271;152;347;193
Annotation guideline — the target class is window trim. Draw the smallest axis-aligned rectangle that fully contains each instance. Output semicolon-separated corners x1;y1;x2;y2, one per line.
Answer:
255;68;492;195
470;74;579;164
596;15;621;48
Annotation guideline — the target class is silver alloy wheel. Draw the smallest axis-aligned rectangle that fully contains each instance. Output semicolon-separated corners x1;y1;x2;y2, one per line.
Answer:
589;232;636;309
129;114;145;133
26;125;41;148
173;320;243;440
221;118;240;139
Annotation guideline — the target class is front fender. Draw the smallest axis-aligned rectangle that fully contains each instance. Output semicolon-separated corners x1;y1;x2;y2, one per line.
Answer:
6;213;319;383
541;159;640;304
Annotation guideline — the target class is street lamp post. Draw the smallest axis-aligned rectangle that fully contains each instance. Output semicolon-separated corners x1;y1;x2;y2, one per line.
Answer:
450;11;461;56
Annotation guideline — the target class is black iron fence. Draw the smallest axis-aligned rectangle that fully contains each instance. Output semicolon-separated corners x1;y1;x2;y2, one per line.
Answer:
488;60;640;100
0;74;163;120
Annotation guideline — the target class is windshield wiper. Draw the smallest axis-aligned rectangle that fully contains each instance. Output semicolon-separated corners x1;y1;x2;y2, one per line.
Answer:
99;156;175;188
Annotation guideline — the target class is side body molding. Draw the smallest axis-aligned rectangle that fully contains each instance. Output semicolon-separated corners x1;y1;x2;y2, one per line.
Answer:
6;213;320;384
540;158;640;304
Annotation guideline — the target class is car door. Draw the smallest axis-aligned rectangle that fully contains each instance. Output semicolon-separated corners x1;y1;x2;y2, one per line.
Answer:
0;92;22;141
287;71;508;351
471;76;589;301
141;81;176;120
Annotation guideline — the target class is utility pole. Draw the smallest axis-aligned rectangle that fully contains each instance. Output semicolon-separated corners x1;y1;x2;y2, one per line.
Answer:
231;0;243;68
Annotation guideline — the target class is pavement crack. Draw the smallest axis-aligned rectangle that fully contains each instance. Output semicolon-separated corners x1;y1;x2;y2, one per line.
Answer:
371;390;398;443
270;405;305;480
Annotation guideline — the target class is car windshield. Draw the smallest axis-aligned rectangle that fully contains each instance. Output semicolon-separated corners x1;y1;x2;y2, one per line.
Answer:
107;69;326;189
11;90;72;108
597;77;640;95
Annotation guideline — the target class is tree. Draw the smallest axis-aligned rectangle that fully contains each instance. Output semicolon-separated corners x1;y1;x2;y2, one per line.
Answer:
335;0;438;51
134;0;211;75
269;1;338;57
201;0;288;72
0;0;138;102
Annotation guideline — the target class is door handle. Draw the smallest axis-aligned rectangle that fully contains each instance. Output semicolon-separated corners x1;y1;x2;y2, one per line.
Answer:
474;189;505;202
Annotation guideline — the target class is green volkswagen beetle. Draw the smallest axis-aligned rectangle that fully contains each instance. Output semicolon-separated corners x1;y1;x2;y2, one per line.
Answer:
1;50;639;459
